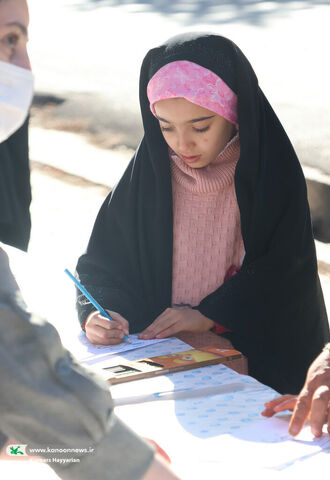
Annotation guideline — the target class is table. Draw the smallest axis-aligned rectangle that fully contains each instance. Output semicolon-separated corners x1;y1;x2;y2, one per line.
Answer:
109;337;330;479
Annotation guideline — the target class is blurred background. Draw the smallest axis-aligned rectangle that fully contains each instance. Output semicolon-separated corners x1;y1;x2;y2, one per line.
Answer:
20;0;330;339
29;1;330;160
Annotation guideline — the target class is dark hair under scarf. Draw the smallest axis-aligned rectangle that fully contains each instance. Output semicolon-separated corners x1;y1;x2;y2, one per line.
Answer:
77;33;329;394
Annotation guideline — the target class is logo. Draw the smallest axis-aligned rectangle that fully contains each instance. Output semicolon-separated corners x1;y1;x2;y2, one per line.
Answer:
6;444;28;457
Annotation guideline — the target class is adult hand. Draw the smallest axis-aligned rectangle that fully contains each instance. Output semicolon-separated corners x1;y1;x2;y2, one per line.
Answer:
262;394;297;418
85;310;129;345
289;348;330;437
139;308;214;340
262;347;330;437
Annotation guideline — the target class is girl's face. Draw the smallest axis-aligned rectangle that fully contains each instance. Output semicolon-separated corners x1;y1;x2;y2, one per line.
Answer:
0;0;30;69
154;97;235;168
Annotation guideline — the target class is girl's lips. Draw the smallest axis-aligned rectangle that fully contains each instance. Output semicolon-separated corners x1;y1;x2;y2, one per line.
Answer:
181;154;201;164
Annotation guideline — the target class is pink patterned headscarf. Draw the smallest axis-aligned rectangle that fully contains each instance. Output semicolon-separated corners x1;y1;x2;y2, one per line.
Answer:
147;60;238;127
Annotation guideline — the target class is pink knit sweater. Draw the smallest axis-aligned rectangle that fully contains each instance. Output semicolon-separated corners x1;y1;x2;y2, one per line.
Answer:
171;134;245;310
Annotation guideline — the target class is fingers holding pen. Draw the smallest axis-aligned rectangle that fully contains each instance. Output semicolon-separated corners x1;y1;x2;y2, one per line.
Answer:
105;310;129;335
85;309;129;345
87;325;126;345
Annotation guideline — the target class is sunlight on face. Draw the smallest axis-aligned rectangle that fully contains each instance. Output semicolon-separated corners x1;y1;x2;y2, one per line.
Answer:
0;0;30;69
154;97;235;168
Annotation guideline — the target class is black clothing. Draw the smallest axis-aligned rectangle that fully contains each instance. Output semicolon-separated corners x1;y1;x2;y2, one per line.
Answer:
76;33;329;394
0;119;31;251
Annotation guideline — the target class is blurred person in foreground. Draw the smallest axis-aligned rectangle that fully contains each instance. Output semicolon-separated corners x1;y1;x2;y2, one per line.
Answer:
0;1;179;478
262;344;330;438
0;0;32;250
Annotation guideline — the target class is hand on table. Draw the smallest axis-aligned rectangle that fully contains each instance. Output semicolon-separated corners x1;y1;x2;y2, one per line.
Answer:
262;347;330;437
85;310;129;345
139;308;214;340
262;394;297;418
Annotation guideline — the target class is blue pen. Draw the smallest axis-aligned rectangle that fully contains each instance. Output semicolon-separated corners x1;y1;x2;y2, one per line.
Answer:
64;269;130;343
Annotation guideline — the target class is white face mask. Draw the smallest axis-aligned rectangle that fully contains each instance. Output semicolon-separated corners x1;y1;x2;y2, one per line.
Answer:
0;60;34;143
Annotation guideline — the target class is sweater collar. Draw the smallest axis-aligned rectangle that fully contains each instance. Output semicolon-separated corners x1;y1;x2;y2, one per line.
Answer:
170;133;240;194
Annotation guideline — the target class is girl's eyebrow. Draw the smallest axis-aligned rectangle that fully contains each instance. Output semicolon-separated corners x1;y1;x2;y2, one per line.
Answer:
187;115;215;123
156;114;215;124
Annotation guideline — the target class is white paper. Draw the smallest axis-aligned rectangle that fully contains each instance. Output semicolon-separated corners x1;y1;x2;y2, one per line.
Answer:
70;332;168;363
79;337;192;369
108;336;190;362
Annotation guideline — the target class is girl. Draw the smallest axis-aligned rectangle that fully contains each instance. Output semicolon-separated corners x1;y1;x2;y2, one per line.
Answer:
76;33;329;394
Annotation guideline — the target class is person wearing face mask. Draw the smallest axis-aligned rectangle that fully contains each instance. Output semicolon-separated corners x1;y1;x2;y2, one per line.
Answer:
0;2;179;478
0;0;33;251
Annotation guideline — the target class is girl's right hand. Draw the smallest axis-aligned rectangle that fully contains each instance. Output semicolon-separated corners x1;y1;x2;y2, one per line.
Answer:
85;310;129;345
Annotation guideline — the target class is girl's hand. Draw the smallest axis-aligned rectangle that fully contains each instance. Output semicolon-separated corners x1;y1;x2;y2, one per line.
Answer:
261;395;297;417
138;308;214;340
85;310;129;345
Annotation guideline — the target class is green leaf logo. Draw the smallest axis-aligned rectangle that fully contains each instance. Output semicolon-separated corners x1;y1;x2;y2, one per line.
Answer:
7;445;27;456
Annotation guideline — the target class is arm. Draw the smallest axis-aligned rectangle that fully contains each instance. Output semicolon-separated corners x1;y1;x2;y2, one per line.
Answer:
0;248;155;479
75;188;148;334
0;302;156;479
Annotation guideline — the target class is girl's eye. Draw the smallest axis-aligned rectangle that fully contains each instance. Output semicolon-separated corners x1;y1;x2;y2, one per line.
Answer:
160;126;173;133
194;126;210;133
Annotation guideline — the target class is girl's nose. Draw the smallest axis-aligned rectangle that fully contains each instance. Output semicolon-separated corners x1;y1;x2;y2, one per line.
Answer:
177;131;194;152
